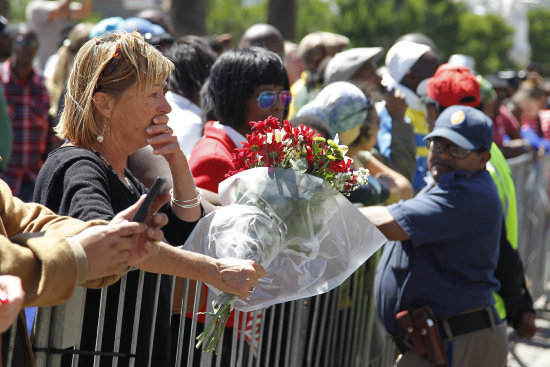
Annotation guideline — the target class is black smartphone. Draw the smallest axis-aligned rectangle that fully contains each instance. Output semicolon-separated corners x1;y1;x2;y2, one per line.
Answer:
132;176;167;222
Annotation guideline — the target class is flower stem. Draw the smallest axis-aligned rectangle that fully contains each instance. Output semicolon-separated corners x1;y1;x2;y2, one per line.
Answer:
195;295;237;353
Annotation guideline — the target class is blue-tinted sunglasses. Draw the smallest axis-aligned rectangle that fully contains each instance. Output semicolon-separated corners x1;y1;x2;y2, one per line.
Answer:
15;36;38;48
256;90;292;110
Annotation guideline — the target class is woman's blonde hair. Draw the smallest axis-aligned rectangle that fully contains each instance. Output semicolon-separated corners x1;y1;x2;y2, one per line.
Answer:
55;31;174;148
46;22;95;118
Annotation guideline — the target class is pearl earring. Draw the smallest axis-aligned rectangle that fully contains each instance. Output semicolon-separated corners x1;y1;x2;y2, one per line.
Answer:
97;119;107;143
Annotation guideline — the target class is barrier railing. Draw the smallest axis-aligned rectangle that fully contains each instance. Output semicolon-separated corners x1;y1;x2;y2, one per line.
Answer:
2;152;549;367
507;153;550;301
13;254;381;367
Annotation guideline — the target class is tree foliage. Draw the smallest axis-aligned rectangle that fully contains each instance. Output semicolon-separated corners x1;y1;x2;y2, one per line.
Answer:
7;0;30;22
203;0;516;74
455;12;514;75
328;0;463;58
207;0;267;43
294;0;335;42
322;0;513;74
206;0;335;43
5;0;518;75
528;7;550;75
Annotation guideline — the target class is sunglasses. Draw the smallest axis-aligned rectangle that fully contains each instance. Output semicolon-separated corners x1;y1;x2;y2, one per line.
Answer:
256;90;292;110
426;139;477;159
15;37;38;48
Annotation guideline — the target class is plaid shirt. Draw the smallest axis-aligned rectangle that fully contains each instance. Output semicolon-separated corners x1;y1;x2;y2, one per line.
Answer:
0;60;57;195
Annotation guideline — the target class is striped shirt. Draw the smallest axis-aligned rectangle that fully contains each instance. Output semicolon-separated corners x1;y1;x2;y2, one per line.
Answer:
521;110;550;142
0;60;56;195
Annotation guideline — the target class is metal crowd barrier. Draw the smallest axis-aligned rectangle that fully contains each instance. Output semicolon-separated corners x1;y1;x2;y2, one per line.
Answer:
507;153;550;301
3;252;383;367
3;153;549;367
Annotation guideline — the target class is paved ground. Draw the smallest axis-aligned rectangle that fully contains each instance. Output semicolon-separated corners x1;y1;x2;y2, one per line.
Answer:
508;296;550;367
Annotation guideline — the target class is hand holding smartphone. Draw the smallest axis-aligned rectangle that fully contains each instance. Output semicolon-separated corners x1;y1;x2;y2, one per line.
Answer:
132;176;167;222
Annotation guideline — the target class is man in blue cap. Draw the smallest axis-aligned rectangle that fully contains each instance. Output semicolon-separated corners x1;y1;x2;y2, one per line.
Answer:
361;105;507;366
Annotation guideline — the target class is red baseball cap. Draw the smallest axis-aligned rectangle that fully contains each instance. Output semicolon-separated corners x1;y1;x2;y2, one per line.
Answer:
426;63;481;108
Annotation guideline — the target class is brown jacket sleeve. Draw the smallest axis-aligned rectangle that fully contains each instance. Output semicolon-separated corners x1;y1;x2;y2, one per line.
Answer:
0;180;119;307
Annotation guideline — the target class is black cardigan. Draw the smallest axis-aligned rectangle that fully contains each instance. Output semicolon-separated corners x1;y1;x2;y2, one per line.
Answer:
34;145;201;367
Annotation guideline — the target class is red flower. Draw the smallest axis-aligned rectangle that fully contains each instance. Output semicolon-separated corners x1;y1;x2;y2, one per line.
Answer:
249;119;268;134
264;116;282;130
243;132;265;152
282;120;296;141
328;159;351;173
226;116;367;195
266;141;285;165
297;124;316;144
249;115;281;134
225;167;246;178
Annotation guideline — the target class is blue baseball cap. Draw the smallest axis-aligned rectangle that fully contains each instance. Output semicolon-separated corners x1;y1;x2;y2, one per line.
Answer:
425;105;493;151
120;17;165;36
89;17;125;39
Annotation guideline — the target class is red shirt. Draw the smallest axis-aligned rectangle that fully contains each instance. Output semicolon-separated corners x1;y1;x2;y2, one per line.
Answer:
188;121;238;193
493;105;520;147
0;60;57;195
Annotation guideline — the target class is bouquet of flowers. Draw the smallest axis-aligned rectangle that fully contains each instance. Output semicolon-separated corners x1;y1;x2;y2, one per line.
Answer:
184;117;387;352
228;116;369;194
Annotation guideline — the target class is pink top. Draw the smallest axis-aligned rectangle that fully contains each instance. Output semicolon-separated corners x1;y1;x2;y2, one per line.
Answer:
521;109;550;142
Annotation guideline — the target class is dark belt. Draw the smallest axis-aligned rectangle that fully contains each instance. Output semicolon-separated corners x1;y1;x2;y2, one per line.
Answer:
393;307;501;353
438;307;501;339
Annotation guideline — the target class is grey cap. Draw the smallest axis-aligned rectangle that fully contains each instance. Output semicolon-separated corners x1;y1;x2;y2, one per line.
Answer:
296;81;369;145
324;47;384;84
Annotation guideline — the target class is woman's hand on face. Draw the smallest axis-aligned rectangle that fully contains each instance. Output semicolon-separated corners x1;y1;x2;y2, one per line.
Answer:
146;115;185;165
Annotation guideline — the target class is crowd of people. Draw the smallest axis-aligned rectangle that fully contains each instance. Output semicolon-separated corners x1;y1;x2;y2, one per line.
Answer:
1;0;549;366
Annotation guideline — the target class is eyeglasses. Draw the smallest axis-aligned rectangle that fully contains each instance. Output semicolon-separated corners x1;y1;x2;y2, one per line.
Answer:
426;139;476;159
15;36;38;48
256;90;292;110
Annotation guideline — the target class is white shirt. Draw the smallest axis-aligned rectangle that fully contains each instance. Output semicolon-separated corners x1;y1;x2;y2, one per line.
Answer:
26;0;76;71
166;91;203;158
212;121;247;149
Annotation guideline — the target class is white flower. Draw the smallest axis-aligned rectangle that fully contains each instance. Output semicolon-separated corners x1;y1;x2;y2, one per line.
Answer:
354;168;369;186
274;129;283;143
291;158;309;173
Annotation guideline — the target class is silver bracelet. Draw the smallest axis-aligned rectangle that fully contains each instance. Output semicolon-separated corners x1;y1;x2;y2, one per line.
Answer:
170;188;203;208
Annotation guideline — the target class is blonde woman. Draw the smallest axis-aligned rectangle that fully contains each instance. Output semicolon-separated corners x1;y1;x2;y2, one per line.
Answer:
34;32;265;367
